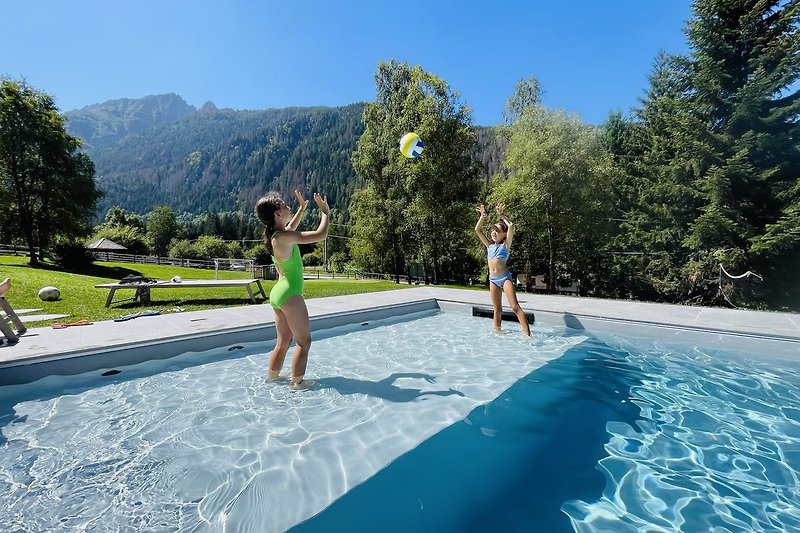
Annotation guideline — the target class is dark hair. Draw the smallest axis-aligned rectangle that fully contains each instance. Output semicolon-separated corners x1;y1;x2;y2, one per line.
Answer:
255;192;283;254
493;222;508;241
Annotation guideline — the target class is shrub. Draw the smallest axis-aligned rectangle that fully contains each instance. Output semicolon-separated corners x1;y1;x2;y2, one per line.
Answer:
52;239;94;270
169;239;199;259
90;225;149;255
302;252;321;266
244;243;271;265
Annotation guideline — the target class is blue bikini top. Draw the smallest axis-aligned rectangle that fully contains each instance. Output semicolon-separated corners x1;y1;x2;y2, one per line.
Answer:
487;243;509;260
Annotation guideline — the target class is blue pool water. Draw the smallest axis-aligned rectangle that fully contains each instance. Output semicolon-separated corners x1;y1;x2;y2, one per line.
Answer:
294;330;800;532
1;311;799;532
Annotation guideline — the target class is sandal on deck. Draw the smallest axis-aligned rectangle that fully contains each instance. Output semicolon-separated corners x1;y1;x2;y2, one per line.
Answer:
52;320;93;329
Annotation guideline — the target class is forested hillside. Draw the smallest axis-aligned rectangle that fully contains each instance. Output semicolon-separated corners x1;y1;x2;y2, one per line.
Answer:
80;102;371;217
66;97;504;220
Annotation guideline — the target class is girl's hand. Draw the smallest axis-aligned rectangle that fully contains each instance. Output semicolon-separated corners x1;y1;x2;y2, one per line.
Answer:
294;189;309;211
313;193;330;215
476;204;486;217
495;203;506;217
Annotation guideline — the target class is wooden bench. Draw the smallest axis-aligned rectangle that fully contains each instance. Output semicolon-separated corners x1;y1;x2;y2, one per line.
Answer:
94;279;268;307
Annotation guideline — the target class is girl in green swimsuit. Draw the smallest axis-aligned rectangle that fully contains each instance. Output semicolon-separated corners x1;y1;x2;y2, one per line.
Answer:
255;189;330;390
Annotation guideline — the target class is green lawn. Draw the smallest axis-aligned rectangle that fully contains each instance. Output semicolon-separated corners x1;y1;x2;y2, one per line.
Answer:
0;255;415;327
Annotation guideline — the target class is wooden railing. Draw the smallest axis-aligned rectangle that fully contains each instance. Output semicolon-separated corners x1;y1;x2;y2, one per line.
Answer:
2;246;580;293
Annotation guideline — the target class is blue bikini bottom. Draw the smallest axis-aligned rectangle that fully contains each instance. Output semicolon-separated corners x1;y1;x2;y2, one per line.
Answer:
489;272;512;289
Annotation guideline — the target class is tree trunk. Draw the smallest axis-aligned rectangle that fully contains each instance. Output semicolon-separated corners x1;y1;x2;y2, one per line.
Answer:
548;229;555;293
546;204;555;293
392;235;401;284
431;241;439;285
24;223;38;266
9;160;38;266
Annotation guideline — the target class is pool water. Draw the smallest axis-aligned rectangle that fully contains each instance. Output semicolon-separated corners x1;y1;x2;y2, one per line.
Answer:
293;329;800;532
0;311;581;532
2;311;799;532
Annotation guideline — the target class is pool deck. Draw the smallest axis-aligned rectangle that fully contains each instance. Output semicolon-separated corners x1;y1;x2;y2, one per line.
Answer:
2;287;799;372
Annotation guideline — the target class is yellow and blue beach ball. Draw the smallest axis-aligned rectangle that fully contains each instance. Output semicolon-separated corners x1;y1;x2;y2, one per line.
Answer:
399;132;424;159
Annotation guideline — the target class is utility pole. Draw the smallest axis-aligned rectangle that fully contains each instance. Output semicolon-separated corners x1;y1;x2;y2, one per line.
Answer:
324;238;328;271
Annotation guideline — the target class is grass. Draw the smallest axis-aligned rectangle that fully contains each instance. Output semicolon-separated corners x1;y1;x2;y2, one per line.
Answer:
0;255;414;327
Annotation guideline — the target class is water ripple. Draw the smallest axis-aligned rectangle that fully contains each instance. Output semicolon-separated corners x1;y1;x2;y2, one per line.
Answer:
0;312;584;532
563;335;800;532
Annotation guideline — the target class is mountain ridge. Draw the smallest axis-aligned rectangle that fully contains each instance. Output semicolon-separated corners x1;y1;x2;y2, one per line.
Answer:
64;94;501;220
65;93;197;151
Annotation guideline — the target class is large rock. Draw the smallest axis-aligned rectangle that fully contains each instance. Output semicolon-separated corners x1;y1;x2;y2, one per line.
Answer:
38;286;61;301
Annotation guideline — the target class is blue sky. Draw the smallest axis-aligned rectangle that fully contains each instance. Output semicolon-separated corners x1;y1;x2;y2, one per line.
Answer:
2;1;692;126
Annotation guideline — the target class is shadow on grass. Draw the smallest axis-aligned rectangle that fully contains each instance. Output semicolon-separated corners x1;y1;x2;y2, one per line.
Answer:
6;260;144;280
66;263;144;279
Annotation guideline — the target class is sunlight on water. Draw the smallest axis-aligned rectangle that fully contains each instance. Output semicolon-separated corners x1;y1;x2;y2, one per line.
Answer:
562;334;800;532
0;311;584;532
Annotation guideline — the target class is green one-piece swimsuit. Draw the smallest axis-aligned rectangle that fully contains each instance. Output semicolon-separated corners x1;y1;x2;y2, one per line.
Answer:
270;242;304;309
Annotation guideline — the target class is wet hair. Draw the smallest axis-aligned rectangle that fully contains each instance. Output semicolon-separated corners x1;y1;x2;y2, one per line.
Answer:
255;192;283;253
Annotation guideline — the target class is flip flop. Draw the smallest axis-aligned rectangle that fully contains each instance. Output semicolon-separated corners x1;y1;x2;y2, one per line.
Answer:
114;310;161;322
52;320;93;329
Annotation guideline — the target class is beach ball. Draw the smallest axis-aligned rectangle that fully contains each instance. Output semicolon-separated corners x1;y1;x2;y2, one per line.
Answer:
38;286;61;301
399;132;424;158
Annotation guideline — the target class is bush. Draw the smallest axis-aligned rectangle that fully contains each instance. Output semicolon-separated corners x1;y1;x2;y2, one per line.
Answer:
169;239;199;259
328;251;348;273
194;235;229;260
52;240;94;270
227;241;244;259
302;252;321;266
90;224;149;255
244;243;271;265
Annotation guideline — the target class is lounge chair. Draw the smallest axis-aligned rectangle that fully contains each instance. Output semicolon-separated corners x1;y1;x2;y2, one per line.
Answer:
0;296;27;344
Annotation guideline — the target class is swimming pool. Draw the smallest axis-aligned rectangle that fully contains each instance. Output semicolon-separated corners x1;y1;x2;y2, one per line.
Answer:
1;309;799;531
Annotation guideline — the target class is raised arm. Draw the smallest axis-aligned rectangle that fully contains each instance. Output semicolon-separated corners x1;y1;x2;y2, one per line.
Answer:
286;189;309;230
474;204;491;247
496;203;514;249
279;193;330;245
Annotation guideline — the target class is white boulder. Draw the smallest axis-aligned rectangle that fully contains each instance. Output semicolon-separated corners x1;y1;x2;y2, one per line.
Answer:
38;286;61;301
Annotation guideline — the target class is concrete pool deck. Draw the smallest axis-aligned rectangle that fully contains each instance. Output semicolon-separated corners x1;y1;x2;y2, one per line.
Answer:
2;287;799;383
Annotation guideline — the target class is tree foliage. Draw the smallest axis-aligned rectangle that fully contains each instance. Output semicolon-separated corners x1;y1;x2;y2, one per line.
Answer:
146;206;181;257
603;53;702;300
491;78;613;292
87;104;365;217
91;224;149;255
603;0;799;307
0;79;101;264
680;0;800;305
350;61;480;282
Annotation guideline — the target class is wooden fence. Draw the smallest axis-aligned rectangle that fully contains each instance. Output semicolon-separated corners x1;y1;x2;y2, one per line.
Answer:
2;246;579;293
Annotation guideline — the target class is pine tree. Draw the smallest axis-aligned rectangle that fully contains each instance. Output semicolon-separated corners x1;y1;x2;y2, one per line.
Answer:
682;0;800;305
613;52;704;301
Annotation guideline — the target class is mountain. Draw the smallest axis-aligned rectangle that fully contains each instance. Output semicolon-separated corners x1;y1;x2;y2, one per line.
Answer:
81;102;368;217
65;94;196;151
64;95;504;220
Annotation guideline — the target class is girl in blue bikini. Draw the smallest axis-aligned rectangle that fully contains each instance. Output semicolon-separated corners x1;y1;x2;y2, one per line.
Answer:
474;204;530;336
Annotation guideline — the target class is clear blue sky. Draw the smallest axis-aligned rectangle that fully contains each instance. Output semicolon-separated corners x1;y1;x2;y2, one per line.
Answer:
2;1;692;126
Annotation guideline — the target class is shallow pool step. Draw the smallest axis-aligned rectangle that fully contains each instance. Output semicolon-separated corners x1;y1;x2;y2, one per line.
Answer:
472;306;535;324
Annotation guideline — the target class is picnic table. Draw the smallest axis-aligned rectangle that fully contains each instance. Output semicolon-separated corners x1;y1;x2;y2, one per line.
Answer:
94;279;268;307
